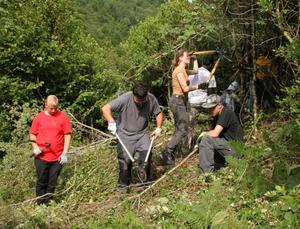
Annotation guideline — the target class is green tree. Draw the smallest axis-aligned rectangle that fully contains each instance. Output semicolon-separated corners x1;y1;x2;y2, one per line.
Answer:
120;0;229;91
73;0;164;44
0;0;122;141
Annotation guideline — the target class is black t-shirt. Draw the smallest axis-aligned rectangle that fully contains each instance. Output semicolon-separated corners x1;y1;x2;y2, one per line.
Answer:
213;107;244;142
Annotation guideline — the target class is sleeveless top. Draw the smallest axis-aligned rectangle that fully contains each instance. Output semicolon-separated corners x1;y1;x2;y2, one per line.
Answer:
172;65;188;95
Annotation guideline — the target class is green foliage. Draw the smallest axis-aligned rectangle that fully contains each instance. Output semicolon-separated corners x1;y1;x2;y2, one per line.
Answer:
0;0;299;228
276;121;300;152
277;79;300;119
0;111;14;142
10;103;41;143
1;119;300;227
100;210;146;229
257;0;273;12
65;41;122;125
0;0;82;88
121;0;228;86
271;80;300;188
257;0;299;77
0;142;35;203
73;0;164;45
0;0;125;141
145;181;245;228
62;144;117;204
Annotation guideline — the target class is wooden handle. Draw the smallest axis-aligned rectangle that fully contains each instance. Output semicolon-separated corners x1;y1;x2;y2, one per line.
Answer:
207;57;221;82
191;50;216;56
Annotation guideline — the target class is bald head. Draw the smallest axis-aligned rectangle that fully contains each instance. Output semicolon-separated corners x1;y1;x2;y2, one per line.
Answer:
45;95;59;115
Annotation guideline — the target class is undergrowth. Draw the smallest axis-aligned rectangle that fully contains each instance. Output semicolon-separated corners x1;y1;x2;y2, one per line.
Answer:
0;84;300;228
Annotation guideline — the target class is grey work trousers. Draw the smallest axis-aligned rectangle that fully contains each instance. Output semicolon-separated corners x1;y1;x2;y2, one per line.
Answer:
166;95;190;155
117;131;151;187
199;135;236;173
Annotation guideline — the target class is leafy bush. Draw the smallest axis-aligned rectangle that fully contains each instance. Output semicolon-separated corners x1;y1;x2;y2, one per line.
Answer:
277;79;300;119
0;143;35;204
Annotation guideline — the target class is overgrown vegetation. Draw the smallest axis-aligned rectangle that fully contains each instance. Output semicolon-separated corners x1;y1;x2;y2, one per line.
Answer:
0;0;299;228
73;0;164;44
1;117;299;228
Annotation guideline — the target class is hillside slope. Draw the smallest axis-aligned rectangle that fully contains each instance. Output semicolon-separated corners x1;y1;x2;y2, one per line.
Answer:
73;0;164;44
0;117;299;228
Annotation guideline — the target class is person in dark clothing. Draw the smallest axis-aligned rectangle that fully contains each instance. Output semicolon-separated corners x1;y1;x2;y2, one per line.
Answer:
102;82;164;192
198;94;243;173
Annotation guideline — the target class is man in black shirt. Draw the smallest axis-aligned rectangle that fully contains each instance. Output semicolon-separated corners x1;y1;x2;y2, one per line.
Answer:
198;94;243;173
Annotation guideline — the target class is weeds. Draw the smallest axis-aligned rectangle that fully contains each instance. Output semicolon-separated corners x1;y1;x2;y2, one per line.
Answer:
1;86;300;228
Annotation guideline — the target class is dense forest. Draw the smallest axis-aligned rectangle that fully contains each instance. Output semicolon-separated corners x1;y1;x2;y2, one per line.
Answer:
74;0;164;44
0;0;299;228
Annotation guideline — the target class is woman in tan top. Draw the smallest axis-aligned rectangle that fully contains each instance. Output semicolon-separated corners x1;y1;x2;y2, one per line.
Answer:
160;50;208;165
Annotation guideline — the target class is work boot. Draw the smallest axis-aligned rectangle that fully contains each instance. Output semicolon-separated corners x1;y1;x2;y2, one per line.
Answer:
159;149;174;166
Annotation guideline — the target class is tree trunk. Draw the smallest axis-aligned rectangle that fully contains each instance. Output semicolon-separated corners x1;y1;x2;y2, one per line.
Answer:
251;0;258;134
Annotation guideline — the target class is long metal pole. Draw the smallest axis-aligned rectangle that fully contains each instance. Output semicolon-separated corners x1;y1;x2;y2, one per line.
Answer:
144;136;155;163
115;133;135;162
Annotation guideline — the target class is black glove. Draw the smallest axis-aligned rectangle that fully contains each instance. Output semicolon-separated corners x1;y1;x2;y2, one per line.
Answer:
190;55;197;61
197;82;209;89
215;49;225;57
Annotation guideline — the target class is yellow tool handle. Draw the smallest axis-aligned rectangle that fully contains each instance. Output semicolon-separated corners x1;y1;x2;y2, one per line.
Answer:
190;50;216;56
207;57;221;82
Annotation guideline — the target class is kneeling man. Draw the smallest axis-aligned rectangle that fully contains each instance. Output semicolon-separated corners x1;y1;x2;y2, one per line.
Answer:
199;94;243;173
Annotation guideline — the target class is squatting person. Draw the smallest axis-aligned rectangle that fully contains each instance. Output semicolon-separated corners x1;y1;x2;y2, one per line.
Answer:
198;94;243;173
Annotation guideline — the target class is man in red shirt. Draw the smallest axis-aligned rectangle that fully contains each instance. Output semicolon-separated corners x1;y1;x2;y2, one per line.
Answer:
30;95;72;204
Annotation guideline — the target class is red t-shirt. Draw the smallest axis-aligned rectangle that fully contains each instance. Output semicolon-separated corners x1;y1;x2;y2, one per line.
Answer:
30;111;72;162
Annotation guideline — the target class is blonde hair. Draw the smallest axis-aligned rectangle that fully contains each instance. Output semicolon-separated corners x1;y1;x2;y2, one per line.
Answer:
45;95;59;105
172;49;188;68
